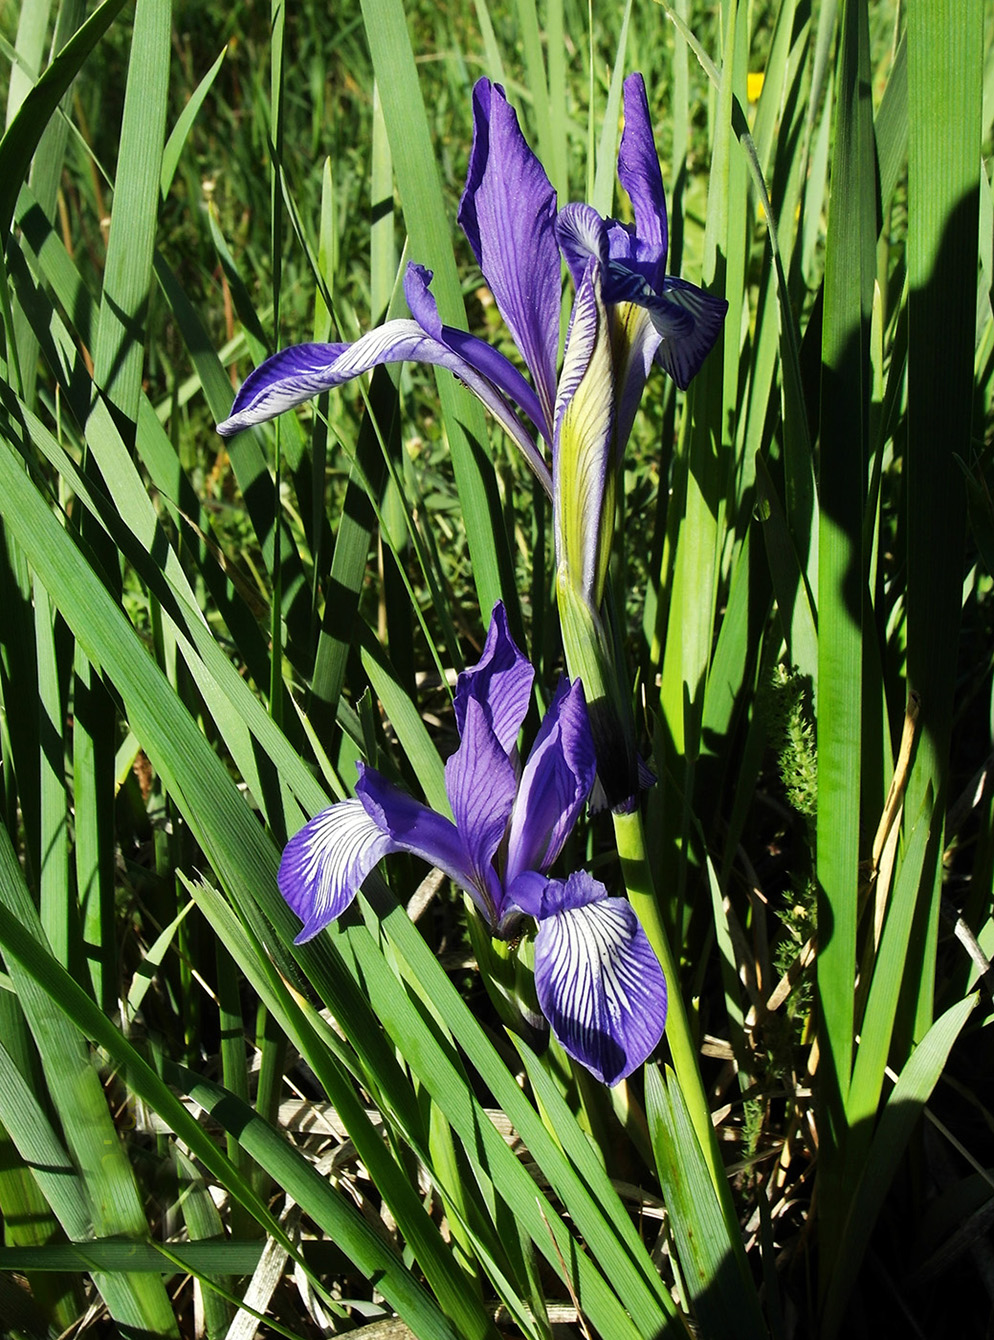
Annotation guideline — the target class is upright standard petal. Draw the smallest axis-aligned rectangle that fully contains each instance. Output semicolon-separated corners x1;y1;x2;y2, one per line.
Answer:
454;601;534;756
617;74;668;280
505;678;596;884
531;872;667;1085
279;800;397;943
445;695;517;923
458;79;562;435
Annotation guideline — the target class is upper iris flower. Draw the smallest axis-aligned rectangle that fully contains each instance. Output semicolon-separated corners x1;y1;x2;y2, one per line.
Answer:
216;73;725;481
279;602;667;1085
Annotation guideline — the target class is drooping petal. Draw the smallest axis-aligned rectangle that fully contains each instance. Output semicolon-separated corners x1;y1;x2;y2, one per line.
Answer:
650;277;729;391
217;340;351;434
532;872;667;1085
617;73;668;281
445;695;516;922
279;800;396;943
404;264;550;444
505;678;596;883
218;319;551;496
354;764;489;914
553;262;616;609
458;78;562;435
454;601;534;756
555;203;609;294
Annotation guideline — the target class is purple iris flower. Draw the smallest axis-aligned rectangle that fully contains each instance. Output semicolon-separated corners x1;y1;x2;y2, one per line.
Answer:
216;73;725;482
279;602;667;1085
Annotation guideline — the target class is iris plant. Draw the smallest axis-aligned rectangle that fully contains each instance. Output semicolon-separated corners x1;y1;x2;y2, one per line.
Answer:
218;73;725;807
279;603;666;1086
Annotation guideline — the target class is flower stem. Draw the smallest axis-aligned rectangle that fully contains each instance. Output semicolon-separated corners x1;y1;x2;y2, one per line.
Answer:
612;806;736;1220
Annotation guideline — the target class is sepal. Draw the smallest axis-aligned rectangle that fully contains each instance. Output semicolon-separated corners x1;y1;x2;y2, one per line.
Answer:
531;871;667;1085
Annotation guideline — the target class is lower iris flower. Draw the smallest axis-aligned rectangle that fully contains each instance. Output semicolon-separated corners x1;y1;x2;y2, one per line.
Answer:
280;602;667;1084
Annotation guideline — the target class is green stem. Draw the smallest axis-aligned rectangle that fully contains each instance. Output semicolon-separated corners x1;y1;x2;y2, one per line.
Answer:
612;807;737;1224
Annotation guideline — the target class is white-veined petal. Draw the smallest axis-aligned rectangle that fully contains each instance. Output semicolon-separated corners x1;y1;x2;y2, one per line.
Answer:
278;800;395;943
533;878;666;1085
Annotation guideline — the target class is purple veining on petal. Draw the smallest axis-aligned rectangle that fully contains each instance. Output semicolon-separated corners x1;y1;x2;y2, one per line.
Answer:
458;78;562;435
217;341;351;435
532;871;667;1085
454;601;534;756
279;800;396;943
555;203;609;294
505;678;596;883
217;316;552;495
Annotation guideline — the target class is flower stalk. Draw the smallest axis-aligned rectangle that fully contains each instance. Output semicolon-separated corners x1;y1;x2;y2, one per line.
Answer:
612;806;735;1213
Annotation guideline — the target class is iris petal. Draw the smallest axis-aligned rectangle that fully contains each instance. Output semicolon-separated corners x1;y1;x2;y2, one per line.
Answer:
218;315;552;496
445;696;516;922
454;601;534;756
610;301;662;462
458;78;562;435
553;263;616;608
355;764;487;912
651;277;729;391
279;800;396;943
555;203;609;294
505;678;596;883
533;872;667;1085
404;264;549;443
617;74;668;279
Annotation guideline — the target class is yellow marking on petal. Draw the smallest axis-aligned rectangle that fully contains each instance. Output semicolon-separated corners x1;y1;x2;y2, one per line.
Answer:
556;271;616;609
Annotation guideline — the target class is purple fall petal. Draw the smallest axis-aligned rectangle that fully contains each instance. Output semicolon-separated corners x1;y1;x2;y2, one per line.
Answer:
445;696;517;921
454;601;534;756
532;872;667;1086
617;74;668;281
458;79;562;435
505;678;596;883
354;764;490;915
217;340;351;435
218;315;552;495
279;799;396;943
651;277;729;391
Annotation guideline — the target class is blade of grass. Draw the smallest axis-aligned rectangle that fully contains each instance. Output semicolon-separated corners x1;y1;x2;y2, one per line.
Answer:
0;824;181;1338
646;1064;767;1340
815;0;875;1273
821;992;978;1339
0;0;127;250
903;0;983;1042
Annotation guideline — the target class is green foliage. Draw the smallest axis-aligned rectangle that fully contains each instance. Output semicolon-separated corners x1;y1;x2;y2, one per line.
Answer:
0;1;991;1337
